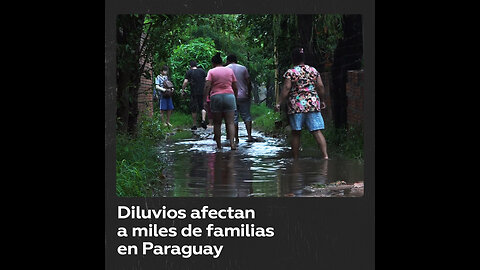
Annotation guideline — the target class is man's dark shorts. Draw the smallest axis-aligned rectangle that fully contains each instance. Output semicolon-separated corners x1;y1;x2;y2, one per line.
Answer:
190;95;204;113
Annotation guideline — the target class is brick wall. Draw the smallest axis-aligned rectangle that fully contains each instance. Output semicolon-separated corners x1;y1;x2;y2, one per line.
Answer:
137;62;153;120
346;70;364;126
320;70;364;127
137;32;154;121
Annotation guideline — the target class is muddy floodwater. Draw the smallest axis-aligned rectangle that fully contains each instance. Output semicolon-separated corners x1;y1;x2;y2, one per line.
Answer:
155;124;364;197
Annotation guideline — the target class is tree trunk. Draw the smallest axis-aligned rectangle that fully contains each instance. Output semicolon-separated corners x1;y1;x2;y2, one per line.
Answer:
116;14;146;136
297;15;321;69
116;70;130;133
273;15;280;105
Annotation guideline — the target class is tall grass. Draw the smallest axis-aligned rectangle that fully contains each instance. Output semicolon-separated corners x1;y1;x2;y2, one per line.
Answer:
116;110;193;197
300;123;363;160
251;103;282;134
116;133;164;197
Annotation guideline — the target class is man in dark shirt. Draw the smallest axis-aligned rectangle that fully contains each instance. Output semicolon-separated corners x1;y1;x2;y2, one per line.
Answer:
181;60;207;130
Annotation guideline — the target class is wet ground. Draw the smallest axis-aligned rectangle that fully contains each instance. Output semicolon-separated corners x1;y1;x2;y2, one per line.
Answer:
155;124;364;197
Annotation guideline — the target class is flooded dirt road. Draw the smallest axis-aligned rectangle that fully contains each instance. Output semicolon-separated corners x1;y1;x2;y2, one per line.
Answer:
156;124;364;197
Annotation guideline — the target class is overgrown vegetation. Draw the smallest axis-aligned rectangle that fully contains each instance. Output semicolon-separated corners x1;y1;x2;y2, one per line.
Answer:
300;123;363;160
250;104;363;160
117;14;349;130
251;103;282;134
116;133;163;197
116;110;193;196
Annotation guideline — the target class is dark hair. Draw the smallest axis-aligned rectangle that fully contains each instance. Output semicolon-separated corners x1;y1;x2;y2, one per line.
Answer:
211;52;222;65
291;47;305;65
227;54;237;63
189;60;197;67
161;65;169;72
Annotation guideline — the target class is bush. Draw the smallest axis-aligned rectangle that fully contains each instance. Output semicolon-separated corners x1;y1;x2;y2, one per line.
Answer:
167;37;224;113
136;111;169;141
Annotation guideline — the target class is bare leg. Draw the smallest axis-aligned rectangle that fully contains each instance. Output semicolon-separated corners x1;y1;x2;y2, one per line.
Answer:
192;112;197;127
160;110;165;125
166;110;172;126
291;130;301;159
200;109;207;129
224;111;237;150
234;123;240;144
245;121;253;141
311;130;329;159
213;112;223;149
201;109;206;122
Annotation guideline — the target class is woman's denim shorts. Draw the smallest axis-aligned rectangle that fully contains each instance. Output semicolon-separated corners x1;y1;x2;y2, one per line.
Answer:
288;111;325;132
210;93;236;113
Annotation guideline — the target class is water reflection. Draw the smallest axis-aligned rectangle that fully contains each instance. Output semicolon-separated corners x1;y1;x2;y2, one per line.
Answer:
278;158;328;197
159;125;363;197
182;151;254;197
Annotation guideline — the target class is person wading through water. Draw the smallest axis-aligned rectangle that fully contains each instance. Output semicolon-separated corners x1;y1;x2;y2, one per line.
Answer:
203;53;238;150
275;48;329;159
181;60;208;130
226;54;255;144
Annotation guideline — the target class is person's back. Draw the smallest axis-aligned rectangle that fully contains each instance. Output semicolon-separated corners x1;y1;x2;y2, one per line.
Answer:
207;66;237;96
185;68;206;96
226;55;254;143
226;63;249;100
284;64;321;114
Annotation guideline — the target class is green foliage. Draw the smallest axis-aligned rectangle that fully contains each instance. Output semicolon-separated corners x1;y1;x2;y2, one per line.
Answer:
168;111;193;127
299;123;364;160
166;37;221;113
168;37;219;86
251;104;282;134
250;103;274;119
136;111;169;141
137;110;193;140
116;133;164;197
313;15;343;66
116;14;146;73
118;13;348;135
116;110;194;197
251;104;363;160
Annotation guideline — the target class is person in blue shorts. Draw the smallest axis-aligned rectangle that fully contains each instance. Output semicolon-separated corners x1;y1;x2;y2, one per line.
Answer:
154;65;174;127
275;48;329;159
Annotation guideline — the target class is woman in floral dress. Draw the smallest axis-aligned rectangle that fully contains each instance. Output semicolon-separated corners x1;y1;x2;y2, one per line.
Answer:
275;48;329;159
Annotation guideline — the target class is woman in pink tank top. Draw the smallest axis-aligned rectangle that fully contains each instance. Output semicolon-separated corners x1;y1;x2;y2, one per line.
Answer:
203;53;238;150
